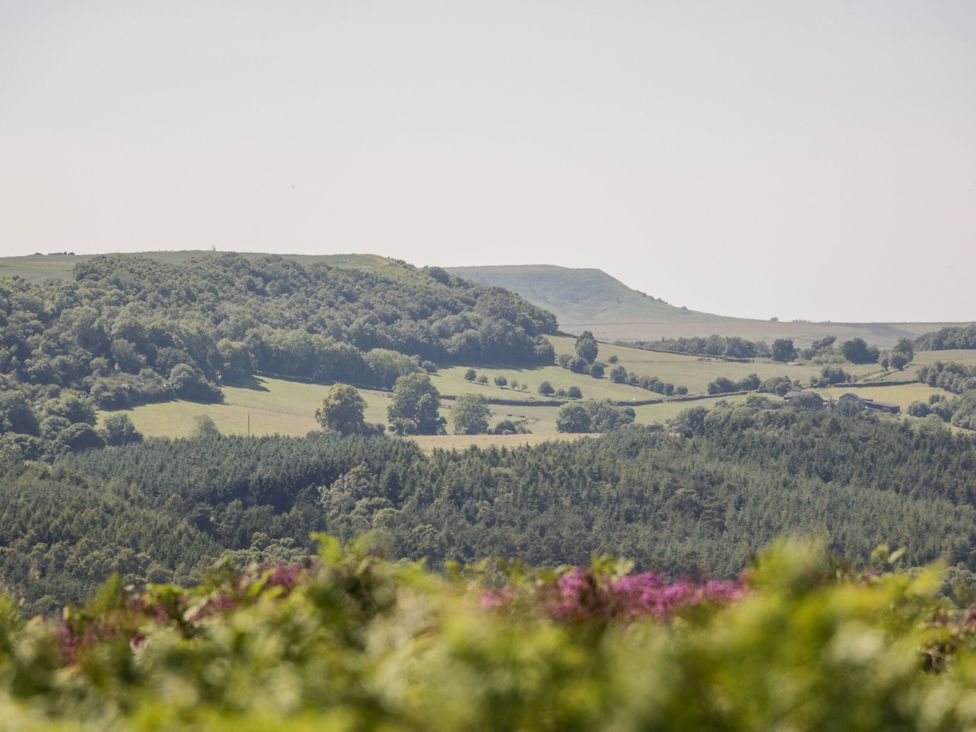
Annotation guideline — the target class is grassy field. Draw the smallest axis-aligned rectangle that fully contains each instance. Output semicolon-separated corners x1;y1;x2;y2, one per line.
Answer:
96;377;390;439
97;375;572;439
812;383;954;410
869;350;976;385
434;363;650;402
97;372;753;446
98;370;964;450
548;336;882;394
631;393;754;423
913;350;976;366
100;343;964;444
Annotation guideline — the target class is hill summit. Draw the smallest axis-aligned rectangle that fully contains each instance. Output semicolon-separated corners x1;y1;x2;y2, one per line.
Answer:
446;264;956;347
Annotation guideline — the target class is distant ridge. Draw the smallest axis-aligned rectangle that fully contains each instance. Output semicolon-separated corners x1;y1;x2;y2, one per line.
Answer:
0;251;396;282
446;264;960;348
0;253;960;348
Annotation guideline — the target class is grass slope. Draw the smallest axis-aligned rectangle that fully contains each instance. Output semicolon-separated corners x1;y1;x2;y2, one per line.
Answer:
100;345;965;445
547;336;884;393
447;264;961;347
813;383;954;411
98;375;583;443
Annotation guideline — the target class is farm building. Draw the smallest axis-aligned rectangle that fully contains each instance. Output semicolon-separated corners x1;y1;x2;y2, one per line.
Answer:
838;393;901;414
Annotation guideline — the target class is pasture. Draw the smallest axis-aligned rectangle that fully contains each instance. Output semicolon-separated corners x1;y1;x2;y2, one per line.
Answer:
813;383;954;410
97;375;570;440
97;373;749;446
434;363;649;402
631;393;754;423
95;346;972;448
547;336;881;394
913;350;976;367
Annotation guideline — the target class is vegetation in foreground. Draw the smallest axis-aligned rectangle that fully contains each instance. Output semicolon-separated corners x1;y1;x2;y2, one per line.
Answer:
5;537;976;730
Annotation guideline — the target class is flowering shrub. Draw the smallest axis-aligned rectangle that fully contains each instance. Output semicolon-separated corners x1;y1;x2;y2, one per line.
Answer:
540;567;745;624
4;536;976;730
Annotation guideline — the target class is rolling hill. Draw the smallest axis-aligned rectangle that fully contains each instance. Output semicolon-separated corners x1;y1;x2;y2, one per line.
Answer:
1;253;963;347
447;264;961;347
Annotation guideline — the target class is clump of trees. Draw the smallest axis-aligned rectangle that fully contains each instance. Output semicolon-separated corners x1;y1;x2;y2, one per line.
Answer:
631;335;770;359
388;373;446;435
918;362;976;394
100;414;143;446
707;374;760;395
315;384;382;436
799;336;838;361
810;366;852;387
884;339;915;370
574;331;599;363
556;400;635;433
771;339;797;363
757;376;794;396
841;338;880;365
452;394;490;435
608;365;686;396
907;391;976;432
556;331;606;379
915;324;976;351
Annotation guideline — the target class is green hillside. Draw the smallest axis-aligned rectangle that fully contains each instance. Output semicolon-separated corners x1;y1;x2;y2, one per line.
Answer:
447;264;960;347
5;254;962;348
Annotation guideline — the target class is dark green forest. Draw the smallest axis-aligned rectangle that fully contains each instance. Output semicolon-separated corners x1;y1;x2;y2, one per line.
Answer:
916;324;976;350
919;361;976;394
4;403;976;613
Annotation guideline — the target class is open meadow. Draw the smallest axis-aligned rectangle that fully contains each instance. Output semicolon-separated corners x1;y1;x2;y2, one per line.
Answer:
96;375;576;441
813;382;955;411
96;372;756;446
98;347;971;447
548;336;882;393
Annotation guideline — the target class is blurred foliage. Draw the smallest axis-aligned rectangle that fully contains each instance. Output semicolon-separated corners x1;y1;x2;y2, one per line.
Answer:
4;538;976;729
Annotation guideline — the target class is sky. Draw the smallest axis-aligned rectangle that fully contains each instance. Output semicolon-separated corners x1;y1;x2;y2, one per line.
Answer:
1;1;974;322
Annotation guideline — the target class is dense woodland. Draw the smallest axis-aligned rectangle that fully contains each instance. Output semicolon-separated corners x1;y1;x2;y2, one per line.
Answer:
3;403;976;613
0;253;555;408
629;335;773;359
0;254;558;456
918;361;976;395
916;324;976;351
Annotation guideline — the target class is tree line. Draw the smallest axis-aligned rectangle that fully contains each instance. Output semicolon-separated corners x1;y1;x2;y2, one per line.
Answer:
916;324;976;351
4;401;976;612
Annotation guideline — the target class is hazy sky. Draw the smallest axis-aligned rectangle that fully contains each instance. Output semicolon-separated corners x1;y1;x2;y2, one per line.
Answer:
1;1;974;322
